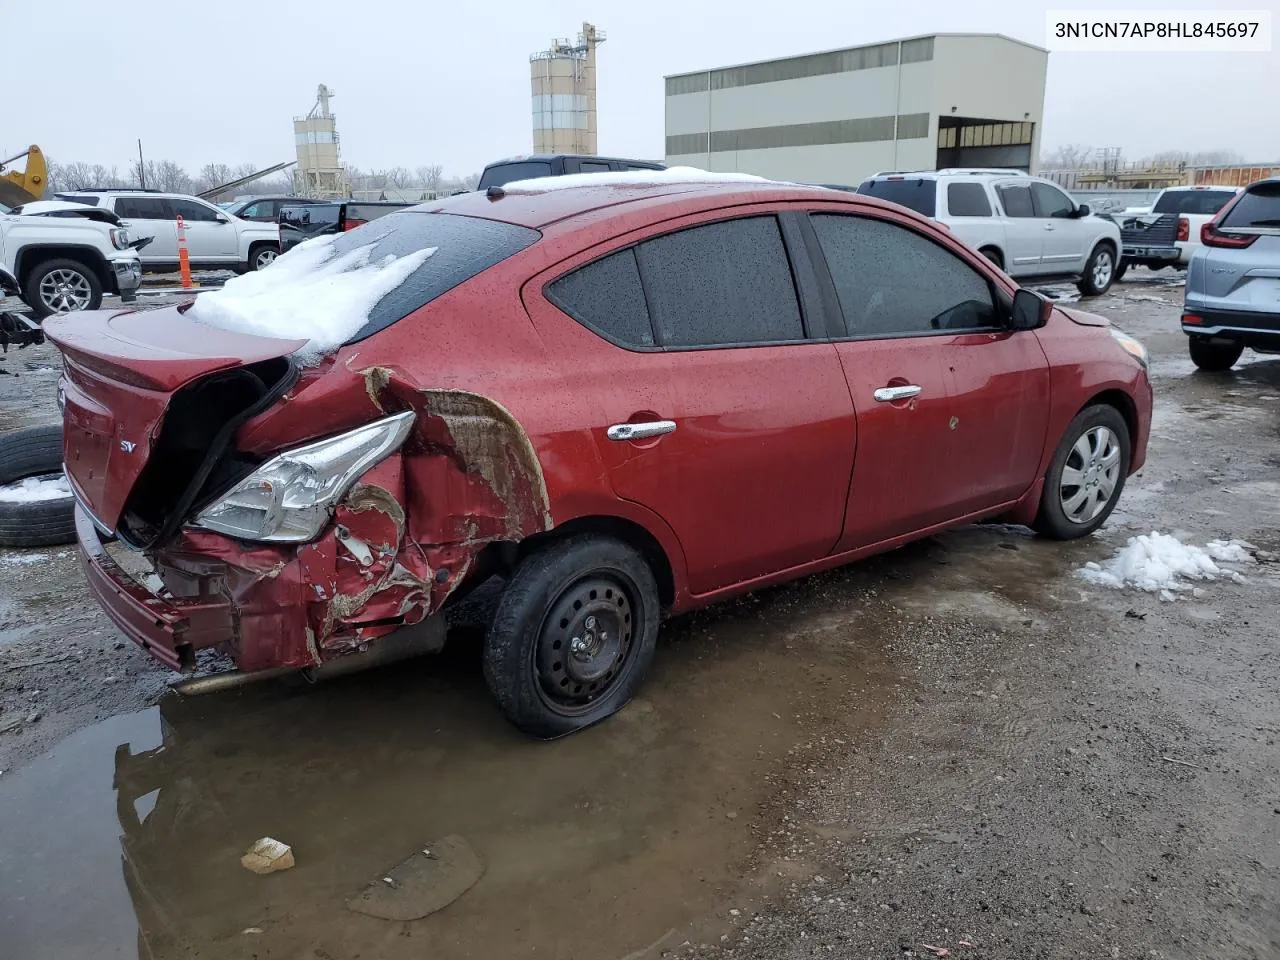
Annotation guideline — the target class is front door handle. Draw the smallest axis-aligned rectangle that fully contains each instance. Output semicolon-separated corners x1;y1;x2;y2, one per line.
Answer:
873;385;922;403
607;420;677;441
1044;223;1055;230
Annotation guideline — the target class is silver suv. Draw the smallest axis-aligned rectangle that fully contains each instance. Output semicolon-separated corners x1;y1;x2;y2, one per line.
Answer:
857;169;1122;297
1181;177;1280;370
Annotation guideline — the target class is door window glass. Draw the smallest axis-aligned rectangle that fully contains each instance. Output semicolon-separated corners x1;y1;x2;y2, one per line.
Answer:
996;184;1034;218
547;248;655;348
115;197;169;219
1031;182;1075;218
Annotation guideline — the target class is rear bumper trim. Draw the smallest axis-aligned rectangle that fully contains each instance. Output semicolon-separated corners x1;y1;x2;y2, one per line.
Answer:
1182;308;1280;338
76;507;233;672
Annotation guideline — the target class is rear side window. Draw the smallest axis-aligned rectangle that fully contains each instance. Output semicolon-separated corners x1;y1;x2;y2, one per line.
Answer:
57;194;102;207
547;249;655;348
636;216;804;347
116;197;169;219
1152;189;1238;216
947;182;992;217
996;184;1034;218
478;161;553;188
336;212;540;344
1220;182;1280;228
812;214;998;338
576;161;613;173
856;178;937;217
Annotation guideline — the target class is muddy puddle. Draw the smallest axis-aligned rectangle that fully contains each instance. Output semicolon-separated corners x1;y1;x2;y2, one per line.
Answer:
0;586;898;960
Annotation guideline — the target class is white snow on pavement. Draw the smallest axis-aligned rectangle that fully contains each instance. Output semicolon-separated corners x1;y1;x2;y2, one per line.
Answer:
186;235;435;364
1;552;49;565
500;166;775;193
1079;531;1254;598
0;475;70;503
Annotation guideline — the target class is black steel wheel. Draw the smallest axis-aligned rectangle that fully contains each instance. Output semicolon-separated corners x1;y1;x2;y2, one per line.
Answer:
484;535;660;738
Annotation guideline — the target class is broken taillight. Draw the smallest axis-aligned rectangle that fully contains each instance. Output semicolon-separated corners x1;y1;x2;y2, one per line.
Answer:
1176;217;1189;242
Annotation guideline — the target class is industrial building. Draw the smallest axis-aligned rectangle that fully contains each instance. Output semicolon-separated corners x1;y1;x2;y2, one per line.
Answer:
530;23;604;155
294;84;350;198
664;34;1047;185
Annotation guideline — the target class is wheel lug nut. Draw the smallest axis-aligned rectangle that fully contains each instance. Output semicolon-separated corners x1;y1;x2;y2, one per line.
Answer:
584;615;597;630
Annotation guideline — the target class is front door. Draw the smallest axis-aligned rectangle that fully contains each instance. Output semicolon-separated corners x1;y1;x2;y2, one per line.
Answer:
528;212;856;596
807;210;1047;547
167;198;237;262
1032;181;1090;274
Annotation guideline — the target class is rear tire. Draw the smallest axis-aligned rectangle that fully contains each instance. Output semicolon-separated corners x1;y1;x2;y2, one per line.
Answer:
1033;405;1130;541
0;425;76;548
483;535;660;739
1188;336;1244;372
1076;244;1117;297
979;247;1004;271
23;259;103;319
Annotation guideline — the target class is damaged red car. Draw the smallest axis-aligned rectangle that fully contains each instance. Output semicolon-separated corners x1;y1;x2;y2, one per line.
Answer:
45;176;1153;737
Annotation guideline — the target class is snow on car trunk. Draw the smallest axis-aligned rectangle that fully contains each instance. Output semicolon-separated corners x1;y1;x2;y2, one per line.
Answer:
1078;531;1254;600
187;234;436;365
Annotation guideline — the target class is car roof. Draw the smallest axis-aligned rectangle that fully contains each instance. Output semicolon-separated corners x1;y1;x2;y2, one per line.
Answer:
413;178;912;231
1161;184;1242;191
485;154;665;167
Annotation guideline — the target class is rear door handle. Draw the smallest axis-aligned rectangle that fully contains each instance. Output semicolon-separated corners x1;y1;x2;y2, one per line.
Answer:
873;385;922;402
607;420;677;441
1044;224;1055;230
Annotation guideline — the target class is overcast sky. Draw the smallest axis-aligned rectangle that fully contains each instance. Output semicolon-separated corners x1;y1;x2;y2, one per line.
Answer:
5;0;1277;178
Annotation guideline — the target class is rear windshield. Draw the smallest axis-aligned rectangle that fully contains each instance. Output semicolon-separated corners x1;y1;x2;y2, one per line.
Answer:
856;178;937;217
1220;182;1280;228
478;161;554;189
1152;189;1238;216
339;212;540;343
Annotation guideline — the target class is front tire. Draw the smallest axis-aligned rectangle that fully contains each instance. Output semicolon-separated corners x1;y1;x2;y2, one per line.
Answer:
1188;336;1244;371
23;259;103;319
249;244;280;272
483;535;660;738
1033;405;1130;541
1076;244;1117;297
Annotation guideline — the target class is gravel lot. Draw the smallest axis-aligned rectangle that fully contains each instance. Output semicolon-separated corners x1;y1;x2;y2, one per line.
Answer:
1;273;1277;960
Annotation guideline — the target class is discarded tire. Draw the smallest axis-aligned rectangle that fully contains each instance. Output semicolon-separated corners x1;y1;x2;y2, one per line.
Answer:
0;425;76;548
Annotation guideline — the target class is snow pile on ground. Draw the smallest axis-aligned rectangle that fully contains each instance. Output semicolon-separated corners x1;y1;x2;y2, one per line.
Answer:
1079;531;1254;599
187;235;435;364
0;475;70;503
500;166;777;193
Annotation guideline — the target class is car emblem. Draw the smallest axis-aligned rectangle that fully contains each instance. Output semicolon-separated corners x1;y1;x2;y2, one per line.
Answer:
119;440;136;453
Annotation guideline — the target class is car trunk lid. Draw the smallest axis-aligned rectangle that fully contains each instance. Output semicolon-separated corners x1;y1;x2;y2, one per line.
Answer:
43;306;305;533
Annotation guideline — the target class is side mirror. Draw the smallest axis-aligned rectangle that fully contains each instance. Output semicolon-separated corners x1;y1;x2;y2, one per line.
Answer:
1010;288;1052;331
1075;203;1091;217
215;214;229;224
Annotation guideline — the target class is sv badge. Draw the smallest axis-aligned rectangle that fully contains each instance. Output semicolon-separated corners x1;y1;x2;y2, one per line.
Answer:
119;439;136;453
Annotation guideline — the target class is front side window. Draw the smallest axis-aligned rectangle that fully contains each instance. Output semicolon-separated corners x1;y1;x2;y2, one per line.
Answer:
947;182;993;217
167;199;221;223
811;214;999;337
240;201;271;219
996;184;1035;218
1031;182;1076;218
636;216;804;347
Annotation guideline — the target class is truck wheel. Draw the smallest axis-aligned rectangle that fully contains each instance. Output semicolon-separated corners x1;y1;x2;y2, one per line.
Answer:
249;244;280;271
1188;336;1243;372
1033;405;1130;541
1076;245;1117;297
483;535;660;739
0;425;76;548
24;259;103;319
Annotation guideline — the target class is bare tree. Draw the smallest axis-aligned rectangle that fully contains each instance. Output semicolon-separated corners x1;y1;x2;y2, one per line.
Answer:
462;171;480;191
384;166;412;189
416;163;444;194
198;163;234;193
56;161;99;190
1039;143;1093;169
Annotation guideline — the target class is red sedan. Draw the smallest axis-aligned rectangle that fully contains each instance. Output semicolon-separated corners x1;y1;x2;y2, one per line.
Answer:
45;178;1152;737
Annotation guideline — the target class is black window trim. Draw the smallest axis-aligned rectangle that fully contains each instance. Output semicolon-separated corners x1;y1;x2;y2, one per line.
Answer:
799;209;1011;343
543;210;826;354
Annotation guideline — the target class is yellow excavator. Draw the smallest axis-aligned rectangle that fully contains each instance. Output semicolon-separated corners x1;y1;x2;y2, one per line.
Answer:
0;145;48;206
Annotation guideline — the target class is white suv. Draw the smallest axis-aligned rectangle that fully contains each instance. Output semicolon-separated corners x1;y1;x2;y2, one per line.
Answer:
856;170;1123;297
54;190;281;274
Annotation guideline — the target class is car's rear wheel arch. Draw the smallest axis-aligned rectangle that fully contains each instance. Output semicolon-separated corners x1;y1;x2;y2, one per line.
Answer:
978;245;1004;270
520;516;675;610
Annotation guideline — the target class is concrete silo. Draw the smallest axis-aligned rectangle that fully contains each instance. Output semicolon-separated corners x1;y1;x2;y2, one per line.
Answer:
530;23;604;155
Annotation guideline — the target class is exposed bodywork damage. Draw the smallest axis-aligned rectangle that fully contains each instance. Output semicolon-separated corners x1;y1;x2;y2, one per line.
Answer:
358;365;394;413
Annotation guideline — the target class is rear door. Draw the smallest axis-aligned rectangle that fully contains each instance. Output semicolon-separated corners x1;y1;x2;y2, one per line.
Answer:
167;198;237;262
993;182;1043;276
527;210;856;596
113;196;177;264
1032;181;1090;273
806;210;1050;548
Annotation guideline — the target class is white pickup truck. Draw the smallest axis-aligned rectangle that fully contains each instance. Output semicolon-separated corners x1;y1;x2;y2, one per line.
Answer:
53;189;282;274
1113;185;1242;275
0;200;143;318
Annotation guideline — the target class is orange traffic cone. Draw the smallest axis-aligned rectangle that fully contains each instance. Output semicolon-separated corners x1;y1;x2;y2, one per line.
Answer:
177;215;195;289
